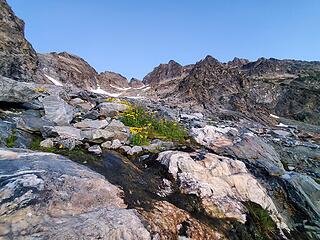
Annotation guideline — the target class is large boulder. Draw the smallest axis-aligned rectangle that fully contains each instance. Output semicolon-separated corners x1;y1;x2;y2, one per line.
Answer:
191;125;285;176
0;76;42;103
0;149;151;239
41;126;82;140
98;102;128;117
157;151;288;231
74;119;109;129
42;95;74;125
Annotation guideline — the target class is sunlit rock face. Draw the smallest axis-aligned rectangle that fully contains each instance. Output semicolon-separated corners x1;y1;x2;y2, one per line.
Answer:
0;0;39;82
37;52;99;89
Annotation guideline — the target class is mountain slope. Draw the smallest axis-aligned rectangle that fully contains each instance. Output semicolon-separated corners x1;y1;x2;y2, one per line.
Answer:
0;0;39;82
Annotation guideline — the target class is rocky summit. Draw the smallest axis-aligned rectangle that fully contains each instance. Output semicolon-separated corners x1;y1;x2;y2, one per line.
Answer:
0;1;320;239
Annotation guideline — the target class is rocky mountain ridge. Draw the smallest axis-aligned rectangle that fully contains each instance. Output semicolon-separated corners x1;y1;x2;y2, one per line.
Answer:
0;0;39;82
1;0;320;239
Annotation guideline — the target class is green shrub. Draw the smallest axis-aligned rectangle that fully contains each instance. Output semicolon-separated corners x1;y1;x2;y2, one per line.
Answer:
245;202;278;239
6;129;17;148
120;106;188;145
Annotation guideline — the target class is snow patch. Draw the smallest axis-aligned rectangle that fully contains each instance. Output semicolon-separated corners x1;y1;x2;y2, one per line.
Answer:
270;114;279;119
110;85;131;91
90;87;122;97
142;87;151;92
277;123;289;128
125;96;145;99
44;74;63;86
133;85;147;90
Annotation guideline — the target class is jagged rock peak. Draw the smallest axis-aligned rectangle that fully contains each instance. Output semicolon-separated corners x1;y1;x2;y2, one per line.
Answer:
143;60;187;85
37;52;98;89
129;78;144;88
227;57;250;68
0;0;39;82
203;55;220;63
98;71;129;89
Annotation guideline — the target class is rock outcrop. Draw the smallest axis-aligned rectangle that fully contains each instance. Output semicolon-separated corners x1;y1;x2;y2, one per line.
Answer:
37;52;98;89
157;151;287;230
98;71;129;89
143;60;189;85
129;78;144;88
0;0;39;82
1;1;320;239
0;149;151;239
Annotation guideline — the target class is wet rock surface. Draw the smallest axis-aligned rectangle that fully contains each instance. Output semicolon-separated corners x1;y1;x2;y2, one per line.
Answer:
0;149;151;239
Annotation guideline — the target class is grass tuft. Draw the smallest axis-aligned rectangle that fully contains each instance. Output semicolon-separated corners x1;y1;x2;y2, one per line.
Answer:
119;105;188;145
6;129;17;148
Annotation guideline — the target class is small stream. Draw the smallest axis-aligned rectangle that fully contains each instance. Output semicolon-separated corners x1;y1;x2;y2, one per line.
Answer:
74;150;287;240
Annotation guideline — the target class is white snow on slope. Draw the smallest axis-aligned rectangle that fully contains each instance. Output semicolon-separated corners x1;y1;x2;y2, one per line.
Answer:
90;87;122;97
142;87;151;92
45;74;63;86
270;114;280;119
125;96;145;99
110;85;132;91
133;85;147;90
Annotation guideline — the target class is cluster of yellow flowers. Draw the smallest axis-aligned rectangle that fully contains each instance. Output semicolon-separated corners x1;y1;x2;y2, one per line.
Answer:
34;87;47;93
130;127;144;134
129;127;149;145
104;97;131;106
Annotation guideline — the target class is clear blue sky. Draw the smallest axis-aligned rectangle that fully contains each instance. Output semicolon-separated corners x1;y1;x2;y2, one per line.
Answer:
8;0;320;79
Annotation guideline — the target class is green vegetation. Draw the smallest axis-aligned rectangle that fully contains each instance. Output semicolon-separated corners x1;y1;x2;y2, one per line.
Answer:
104;97;131;106
119;105;188;146
33;87;47;93
30;136;99;163
245;202;278;239
6;129;17;147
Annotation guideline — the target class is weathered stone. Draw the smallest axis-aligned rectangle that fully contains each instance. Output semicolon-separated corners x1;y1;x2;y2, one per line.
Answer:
0;76;42;103
180;113;203;120
74;119;109;129
272;129;291;138
281;172;320;222
157;151;288;230
70;97;94;112
16;110;53;132
120;146;132;153
110;139;123;149
101;141;112;149
81;129;115;143
98;102;128;117
54;137;78;150
0;0;38;82
127;146;143;155
42;95;74;125
0;120;35;148
83;109;100;120
140;201;225;240
88;145;102;155
0;149;151;239
143;140;174;152
40;138;54;148
192;125;285;176
42;126;82;140
37;52;99;90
